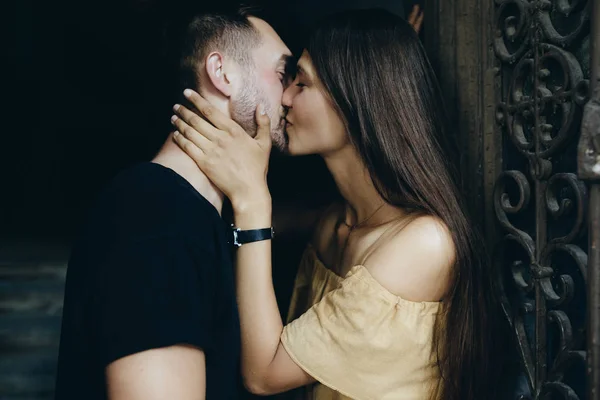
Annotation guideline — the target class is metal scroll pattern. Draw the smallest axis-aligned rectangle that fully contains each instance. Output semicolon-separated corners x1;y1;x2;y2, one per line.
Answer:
493;0;591;398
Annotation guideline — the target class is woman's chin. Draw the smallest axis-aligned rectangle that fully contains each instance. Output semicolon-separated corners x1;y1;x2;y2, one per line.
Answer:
285;142;300;156
284;129;315;156
283;129;296;155
286;143;315;157
284;135;302;156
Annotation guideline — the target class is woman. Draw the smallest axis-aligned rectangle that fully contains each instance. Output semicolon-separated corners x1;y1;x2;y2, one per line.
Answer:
171;9;501;400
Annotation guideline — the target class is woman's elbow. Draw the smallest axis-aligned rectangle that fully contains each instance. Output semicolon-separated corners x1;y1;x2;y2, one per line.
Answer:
243;376;275;396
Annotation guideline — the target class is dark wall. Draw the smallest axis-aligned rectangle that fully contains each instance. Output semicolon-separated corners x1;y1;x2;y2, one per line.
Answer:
2;0;419;241
2;2;421;399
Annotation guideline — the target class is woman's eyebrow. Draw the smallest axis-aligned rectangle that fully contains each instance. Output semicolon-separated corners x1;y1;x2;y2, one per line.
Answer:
296;64;311;79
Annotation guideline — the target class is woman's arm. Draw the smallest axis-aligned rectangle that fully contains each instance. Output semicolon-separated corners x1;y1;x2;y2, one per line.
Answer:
171;90;315;394
232;196;315;395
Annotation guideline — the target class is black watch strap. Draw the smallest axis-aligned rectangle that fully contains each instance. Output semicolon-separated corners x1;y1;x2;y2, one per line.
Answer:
231;225;275;247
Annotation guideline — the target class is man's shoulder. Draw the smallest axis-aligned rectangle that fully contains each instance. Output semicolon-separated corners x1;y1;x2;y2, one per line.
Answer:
102;162;210;211
82;162;223;241
106;162;190;199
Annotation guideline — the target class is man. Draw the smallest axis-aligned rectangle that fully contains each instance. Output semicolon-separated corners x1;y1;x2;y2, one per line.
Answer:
54;7;292;400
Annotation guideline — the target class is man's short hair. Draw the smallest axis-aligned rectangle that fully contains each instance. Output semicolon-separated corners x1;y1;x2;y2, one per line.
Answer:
174;7;262;94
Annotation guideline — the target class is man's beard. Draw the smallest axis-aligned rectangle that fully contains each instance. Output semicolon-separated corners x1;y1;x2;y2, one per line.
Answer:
230;75;287;152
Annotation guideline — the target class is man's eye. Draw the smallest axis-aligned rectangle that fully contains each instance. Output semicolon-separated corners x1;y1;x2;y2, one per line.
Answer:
277;72;286;82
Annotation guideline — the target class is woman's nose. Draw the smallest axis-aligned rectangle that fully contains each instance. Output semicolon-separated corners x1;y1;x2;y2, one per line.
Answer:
282;82;299;108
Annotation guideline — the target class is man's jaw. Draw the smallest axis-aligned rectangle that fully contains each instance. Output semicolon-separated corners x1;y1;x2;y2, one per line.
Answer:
269;117;289;152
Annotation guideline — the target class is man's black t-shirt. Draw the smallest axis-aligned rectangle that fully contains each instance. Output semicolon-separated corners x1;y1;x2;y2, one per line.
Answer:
54;162;240;400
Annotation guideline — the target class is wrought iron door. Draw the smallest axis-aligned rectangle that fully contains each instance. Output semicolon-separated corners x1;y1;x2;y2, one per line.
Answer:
493;0;599;399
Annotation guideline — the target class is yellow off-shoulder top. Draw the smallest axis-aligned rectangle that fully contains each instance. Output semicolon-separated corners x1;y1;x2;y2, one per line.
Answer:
280;245;442;400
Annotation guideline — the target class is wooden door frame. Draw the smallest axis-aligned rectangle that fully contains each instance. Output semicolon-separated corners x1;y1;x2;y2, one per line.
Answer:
423;0;599;398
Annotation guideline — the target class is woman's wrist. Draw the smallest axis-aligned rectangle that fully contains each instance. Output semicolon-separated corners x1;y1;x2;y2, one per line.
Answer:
231;190;272;229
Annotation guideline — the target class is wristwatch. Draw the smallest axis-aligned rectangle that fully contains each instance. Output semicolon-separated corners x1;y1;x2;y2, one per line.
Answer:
231;224;275;247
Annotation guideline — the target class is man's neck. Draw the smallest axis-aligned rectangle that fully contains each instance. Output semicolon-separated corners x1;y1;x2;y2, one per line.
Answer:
152;133;226;215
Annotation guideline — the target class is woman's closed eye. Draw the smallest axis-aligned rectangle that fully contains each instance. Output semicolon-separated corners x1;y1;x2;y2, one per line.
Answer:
278;71;296;88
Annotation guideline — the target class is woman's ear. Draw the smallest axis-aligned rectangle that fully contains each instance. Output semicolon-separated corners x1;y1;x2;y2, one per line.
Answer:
205;52;233;97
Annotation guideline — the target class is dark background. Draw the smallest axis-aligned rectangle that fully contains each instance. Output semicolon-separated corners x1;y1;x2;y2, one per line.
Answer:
1;1;422;398
2;0;421;242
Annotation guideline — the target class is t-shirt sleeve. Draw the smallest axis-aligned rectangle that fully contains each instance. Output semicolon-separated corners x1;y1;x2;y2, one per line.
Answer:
92;234;217;366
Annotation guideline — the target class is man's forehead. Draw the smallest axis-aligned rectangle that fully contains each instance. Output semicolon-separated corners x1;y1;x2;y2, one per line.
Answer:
249;16;291;57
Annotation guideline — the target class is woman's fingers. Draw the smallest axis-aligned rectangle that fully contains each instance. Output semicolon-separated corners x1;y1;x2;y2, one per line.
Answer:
171;114;214;153
172;130;207;170
408;5;418;25
173;104;221;142
255;104;272;151
169;100;272;205
414;8;424;33
408;5;424;34
183;89;246;137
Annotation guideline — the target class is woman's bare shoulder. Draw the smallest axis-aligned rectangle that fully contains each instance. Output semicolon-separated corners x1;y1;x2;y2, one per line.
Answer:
364;215;455;302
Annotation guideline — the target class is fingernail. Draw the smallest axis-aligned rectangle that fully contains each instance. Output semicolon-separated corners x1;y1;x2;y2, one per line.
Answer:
171;115;178;123
259;104;267;115
173;104;180;111
183;89;193;97
173;131;179;138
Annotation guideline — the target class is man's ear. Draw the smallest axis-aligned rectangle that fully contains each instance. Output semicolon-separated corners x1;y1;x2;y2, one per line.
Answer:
205;52;234;97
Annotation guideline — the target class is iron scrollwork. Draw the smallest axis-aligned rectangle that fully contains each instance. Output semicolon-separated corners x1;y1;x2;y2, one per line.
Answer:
493;0;591;398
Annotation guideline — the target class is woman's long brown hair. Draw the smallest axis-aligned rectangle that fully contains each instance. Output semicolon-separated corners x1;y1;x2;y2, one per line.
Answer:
307;9;505;400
